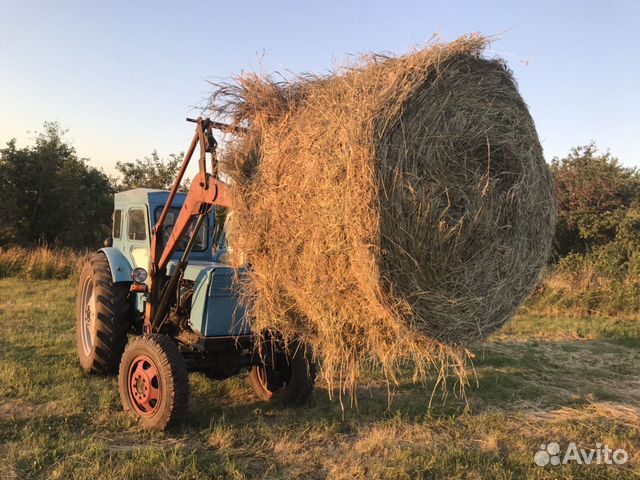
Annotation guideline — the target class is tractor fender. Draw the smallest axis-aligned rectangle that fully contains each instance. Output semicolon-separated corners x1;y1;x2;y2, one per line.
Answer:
98;247;134;283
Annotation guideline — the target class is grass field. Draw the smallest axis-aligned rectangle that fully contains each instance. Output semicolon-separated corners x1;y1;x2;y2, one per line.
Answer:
1;278;639;479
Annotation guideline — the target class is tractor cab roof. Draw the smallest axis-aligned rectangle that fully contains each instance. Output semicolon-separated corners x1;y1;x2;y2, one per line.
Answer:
114;188;187;206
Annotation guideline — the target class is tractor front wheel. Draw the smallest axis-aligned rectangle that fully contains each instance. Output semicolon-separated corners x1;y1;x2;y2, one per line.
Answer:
76;252;131;374
248;340;316;406
118;334;189;430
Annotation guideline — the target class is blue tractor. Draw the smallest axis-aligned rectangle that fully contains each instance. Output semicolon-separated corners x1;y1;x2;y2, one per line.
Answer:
75;119;316;430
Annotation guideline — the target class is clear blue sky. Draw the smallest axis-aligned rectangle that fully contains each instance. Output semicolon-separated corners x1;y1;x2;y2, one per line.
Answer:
1;0;639;176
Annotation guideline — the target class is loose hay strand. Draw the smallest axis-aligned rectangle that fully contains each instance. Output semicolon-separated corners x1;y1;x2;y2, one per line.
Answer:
210;34;557;400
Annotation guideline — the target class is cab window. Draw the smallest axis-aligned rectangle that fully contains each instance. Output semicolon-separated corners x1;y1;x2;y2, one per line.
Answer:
128;208;147;241
154;206;207;251
113;209;122;239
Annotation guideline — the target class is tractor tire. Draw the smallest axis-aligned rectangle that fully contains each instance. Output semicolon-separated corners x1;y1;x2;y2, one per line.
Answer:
248;340;316;406
76;252;131;374
118;334;189;431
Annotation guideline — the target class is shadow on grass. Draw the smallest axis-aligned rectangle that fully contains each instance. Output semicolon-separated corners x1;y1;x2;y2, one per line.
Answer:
173;335;640;439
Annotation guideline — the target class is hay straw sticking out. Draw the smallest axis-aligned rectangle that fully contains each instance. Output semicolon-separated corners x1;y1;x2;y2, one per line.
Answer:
210;34;557;400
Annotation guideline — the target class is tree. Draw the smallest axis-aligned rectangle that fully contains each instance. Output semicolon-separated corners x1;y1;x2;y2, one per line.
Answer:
115;151;186;191
0;122;113;247
550;143;640;258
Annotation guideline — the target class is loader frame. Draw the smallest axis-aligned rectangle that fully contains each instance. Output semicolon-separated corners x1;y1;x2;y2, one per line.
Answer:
144;117;243;335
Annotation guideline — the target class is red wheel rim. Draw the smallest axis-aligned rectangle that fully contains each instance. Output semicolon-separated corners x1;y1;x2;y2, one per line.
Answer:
127;354;161;417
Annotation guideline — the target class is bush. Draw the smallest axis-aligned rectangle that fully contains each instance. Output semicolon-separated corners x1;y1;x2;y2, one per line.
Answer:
550;143;640;258
0;123;113;248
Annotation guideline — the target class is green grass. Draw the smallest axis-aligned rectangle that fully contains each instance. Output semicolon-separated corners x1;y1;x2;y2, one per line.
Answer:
1;278;639;479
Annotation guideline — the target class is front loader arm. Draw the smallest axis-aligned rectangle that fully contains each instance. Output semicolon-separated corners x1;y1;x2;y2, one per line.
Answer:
143;117;238;334
156;171;231;271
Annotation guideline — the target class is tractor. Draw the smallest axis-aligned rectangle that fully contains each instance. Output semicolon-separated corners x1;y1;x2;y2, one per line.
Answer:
76;118;316;430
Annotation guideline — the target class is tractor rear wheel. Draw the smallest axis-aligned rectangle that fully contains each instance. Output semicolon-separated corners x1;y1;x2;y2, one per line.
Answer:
118;334;189;430
76;252;131;374
248;340;316;406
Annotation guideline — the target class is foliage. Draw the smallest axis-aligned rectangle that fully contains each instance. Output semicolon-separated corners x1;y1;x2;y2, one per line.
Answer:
114;150;186;191
550;143;640;257
526;144;640;317
0;123;113;248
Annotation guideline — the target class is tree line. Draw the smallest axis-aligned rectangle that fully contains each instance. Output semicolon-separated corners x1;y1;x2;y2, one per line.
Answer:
0;123;184;248
1;123;638;277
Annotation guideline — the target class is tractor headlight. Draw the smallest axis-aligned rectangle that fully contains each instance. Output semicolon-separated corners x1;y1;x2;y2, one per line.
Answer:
131;267;148;283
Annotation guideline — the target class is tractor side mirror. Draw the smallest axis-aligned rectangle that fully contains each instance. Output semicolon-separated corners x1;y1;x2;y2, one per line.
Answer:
103;237;113;248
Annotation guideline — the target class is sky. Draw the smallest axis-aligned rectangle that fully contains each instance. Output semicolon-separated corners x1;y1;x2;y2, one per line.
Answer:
1;0;639;177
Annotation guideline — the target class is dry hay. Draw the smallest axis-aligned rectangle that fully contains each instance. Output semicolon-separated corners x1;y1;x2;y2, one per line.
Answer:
210;35;557;397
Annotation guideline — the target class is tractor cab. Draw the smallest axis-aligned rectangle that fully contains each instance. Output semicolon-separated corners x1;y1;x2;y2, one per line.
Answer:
100;188;247;338
110;188;217;272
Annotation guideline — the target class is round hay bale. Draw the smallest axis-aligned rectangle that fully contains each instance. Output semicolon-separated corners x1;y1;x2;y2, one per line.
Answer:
211;35;557;393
